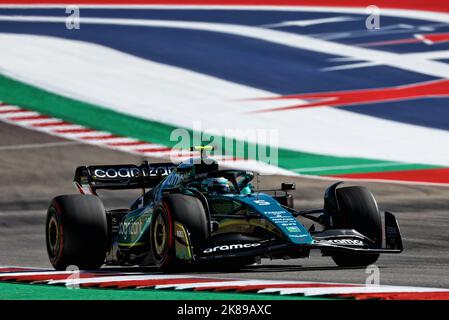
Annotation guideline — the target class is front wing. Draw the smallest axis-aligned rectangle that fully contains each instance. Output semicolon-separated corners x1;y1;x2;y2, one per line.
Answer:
193;211;403;263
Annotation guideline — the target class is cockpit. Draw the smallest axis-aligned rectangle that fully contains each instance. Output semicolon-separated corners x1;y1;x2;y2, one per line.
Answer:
185;170;255;196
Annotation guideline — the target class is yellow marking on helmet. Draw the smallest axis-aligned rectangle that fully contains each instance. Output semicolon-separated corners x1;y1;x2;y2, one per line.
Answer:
191;145;214;151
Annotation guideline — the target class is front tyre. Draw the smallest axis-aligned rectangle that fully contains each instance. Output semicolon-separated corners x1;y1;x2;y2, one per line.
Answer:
46;195;108;270
150;194;209;272
150;203;176;271
330;186;382;267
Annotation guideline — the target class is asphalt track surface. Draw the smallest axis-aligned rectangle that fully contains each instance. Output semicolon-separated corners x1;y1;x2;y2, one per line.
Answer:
1;122;449;288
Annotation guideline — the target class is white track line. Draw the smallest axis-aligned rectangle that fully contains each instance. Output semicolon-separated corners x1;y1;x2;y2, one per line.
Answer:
1;103;448;184
259;285;449;296
58;131;114;138
0;105;21;112
80;137;139;145
47;274;221;285
155;280;255;290
154;279;330;290
1;267;449;296
0;111;40;118
20;119;64;126
35;125;85;132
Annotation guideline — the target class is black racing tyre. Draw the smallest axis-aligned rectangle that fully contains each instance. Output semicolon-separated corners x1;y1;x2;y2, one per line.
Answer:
331;186;382;267
46;195;108;270
150;194;209;272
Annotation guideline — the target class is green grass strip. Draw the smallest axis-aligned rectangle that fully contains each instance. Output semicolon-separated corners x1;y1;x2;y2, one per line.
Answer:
0;282;326;300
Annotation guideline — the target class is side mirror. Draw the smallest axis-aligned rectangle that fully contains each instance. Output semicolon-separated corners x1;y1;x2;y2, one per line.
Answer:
281;183;296;191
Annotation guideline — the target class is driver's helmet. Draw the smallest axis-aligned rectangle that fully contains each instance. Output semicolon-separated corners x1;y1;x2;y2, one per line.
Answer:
201;177;231;194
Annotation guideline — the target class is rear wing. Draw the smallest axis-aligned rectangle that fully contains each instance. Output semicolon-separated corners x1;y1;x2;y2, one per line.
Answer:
74;162;177;195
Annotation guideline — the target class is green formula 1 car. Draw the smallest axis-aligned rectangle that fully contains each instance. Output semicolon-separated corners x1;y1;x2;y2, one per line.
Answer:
46;151;402;271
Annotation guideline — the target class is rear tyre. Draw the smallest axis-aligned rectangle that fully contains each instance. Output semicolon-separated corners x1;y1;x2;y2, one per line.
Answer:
330;186;382;267
46;195;108;270
150;194;209;272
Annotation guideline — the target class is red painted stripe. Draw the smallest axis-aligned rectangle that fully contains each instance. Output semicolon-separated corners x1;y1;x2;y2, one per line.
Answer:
0;109;24;114
7;115;50;121
81;134;121;140
419;32;449;44
330;168;449;184
254;79;449;113
107;141;150;147
135;147;172;153
336;291;449;300
81;278;229;288
0;267;35;273
54;128;95;134
0;1;447;15
357;38;420;47
194;283;357;292
32;121;71;127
